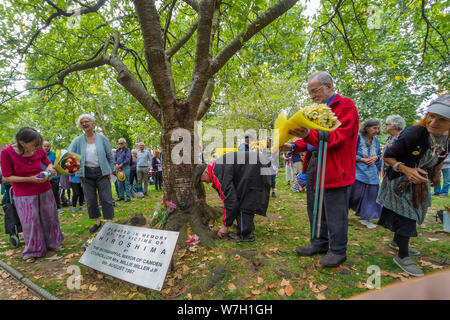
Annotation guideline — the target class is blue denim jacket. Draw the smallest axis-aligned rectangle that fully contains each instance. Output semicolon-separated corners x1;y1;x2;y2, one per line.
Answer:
68;132;114;177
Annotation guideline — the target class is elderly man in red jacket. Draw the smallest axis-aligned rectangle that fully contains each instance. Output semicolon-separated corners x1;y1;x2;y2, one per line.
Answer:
280;71;359;267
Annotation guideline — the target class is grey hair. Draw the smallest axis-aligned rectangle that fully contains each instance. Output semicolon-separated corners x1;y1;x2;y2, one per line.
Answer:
308;71;334;90
385;114;406;131
359;118;381;135
77;113;95;128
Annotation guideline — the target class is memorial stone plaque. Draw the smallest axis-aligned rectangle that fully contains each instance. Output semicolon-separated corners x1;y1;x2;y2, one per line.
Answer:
79;222;179;291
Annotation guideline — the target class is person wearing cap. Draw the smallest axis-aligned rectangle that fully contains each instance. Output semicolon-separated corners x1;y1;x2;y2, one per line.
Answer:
377;94;450;277
195;151;271;242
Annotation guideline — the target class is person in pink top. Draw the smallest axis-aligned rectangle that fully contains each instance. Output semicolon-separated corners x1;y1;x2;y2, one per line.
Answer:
0;127;64;263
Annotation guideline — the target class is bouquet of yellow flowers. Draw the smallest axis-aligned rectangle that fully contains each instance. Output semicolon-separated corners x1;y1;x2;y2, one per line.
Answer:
301;103;338;129
272;103;340;153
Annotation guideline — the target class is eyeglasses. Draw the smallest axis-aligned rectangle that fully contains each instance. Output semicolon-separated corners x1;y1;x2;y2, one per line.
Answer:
119;142;125;145
309;85;324;97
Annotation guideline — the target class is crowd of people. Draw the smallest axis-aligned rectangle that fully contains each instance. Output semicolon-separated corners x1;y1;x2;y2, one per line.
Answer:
197;71;449;278
0;71;448;279
0;114;165;262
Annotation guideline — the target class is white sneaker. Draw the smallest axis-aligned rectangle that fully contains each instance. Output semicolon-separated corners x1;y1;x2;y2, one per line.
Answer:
361;220;376;229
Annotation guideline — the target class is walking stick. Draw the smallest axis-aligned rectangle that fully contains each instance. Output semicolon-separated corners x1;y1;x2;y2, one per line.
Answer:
311;131;324;240
316;131;329;238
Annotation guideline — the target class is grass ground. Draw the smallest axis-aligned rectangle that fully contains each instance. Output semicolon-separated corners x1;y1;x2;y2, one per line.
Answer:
0;169;449;300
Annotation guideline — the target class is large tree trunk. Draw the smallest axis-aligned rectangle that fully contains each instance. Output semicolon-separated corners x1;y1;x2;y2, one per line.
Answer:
159;100;219;247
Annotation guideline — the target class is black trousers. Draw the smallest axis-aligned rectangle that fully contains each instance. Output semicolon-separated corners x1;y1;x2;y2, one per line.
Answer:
236;210;255;237
50;178;61;209
81;167;114;220
154;171;163;190
306;155;349;255
129;168;137;185
70;182;84;207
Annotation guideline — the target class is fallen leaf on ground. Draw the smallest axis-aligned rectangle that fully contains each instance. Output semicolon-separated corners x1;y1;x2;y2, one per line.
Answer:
420;260;432;267
357;281;366;289
285;285;295;297
233;255;240;261
198;263;206;270
257;277;264;284
427;238;439;242
89;285;98;292
317;284;328;291
316;293;326;300
380;270;407;281
278;288;285;296
45;255;62;260
280;278;290;287
2;250;15;256
182;265;190;275
228;283;237;291
252;290;261;295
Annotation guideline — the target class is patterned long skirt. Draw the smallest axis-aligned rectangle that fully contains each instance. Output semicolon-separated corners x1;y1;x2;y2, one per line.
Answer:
14;189;64;259
348;180;382;220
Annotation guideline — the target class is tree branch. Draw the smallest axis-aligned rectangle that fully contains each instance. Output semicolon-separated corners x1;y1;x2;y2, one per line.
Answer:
317;0;344;29
20;0;106;54
166;19;199;58
186;0;216;109
163;0;178;49
134;0;175;108
210;0;299;75
420;0;448;65
182;0;199;12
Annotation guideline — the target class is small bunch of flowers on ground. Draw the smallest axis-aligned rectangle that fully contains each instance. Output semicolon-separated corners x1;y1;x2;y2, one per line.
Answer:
150;199;177;229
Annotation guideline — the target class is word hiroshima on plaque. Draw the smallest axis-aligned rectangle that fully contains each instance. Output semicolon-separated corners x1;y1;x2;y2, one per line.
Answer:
79;222;179;291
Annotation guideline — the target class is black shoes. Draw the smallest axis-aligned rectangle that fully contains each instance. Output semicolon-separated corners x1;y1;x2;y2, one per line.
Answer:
227;232;255;242
116;197;124;201
89;222;102;234
296;244;328;256
319;252;346;267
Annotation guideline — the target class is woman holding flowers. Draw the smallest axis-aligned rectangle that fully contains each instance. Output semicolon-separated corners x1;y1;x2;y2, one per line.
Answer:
0;127;64;263
68;114;115;234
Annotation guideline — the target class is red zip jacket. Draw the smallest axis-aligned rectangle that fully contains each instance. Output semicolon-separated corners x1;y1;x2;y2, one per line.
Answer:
292;94;359;189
